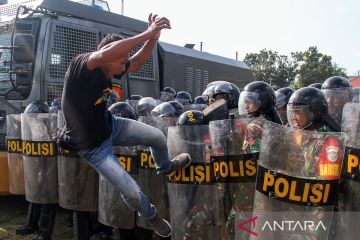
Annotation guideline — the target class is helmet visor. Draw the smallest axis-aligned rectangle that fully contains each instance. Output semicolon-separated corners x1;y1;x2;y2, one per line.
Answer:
238;91;261;116
151;103;176;118
275;92;287;109
322;88;350;122
287;105;313;129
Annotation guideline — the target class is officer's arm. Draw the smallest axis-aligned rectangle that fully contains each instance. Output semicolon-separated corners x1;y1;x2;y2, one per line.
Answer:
127;39;157;73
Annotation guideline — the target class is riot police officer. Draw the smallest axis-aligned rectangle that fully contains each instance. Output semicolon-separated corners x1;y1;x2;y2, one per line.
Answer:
108;102;136;119
193;95;208;105
287;87;340;132
159;87;176;102
321;76;353;124
202;81;240;122
238;81;281;123
151;101;184;118
175;91;192;106
201;81;225;105
137;97;157;117
275;87;294;125
16;100;57;240
168;110;215;240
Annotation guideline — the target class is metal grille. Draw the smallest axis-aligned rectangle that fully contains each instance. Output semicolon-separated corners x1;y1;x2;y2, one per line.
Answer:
128;44;155;80
48;24;98;80
0;101;19;150
203;70;209;86
0;0;38;17
46;83;63;102
0;134;5;151
0;21;35;89
185;65;210;97
0;110;5;129
186;66;193;93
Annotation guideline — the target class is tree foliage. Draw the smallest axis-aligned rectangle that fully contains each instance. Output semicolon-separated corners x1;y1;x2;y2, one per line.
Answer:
244;47;347;90
244;49;298;90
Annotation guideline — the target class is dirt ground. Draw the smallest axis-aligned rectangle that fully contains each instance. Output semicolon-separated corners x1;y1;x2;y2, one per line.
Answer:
0;196;159;240
0;195;75;240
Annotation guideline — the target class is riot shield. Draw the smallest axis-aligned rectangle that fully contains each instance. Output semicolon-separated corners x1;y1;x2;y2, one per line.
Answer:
167;125;217;240
57;111;98;211
98;146;138;229
209;118;260;240
21;113;58;203
6;114;25;194
337;103;360;239
251;122;346;240
136;116;176;229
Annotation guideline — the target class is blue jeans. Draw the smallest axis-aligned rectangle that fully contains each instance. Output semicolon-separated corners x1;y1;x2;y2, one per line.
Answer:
78;116;172;219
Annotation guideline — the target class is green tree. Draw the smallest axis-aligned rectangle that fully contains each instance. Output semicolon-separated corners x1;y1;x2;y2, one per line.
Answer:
244;49;298;90
291;46;347;88
244;47;347;90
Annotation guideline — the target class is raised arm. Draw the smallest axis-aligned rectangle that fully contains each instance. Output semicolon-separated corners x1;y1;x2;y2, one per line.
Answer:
87;14;171;71
127;14;171;73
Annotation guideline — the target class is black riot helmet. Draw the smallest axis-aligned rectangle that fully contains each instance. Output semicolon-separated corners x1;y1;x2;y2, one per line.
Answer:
212;82;240;109
175;91;192;105
201;81;225;104
194;96;208;105
308;83;322;89
137;97;157;117
160;87;176;102
168;101;184;117
322;76;352;89
275;87;294;125
24;100;50;113
321;76;353;124
238;81;276;115
275;87;294;109
151;101;184;118
177;110;204;126
108;102;136;120
129;95;143;100
287;87;339;130
321;76;353;101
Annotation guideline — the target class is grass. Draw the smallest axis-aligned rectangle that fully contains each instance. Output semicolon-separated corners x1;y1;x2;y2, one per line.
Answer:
0;195;73;240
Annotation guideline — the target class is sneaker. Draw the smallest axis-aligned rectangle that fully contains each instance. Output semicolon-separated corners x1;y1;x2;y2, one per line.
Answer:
161;153;192;176
147;213;172;238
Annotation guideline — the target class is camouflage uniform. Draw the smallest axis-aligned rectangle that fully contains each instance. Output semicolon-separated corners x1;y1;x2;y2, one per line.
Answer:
225;119;263;240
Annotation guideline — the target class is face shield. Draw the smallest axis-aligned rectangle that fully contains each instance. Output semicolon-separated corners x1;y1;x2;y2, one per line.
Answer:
275;92;287;109
159;92;175;102
238;91;261;116
151;102;176;118
322;88;351;123
287;105;314;129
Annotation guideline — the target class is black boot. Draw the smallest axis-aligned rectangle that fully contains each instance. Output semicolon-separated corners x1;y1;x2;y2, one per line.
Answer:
73;211;91;240
36;204;57;240
15;202;41;235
